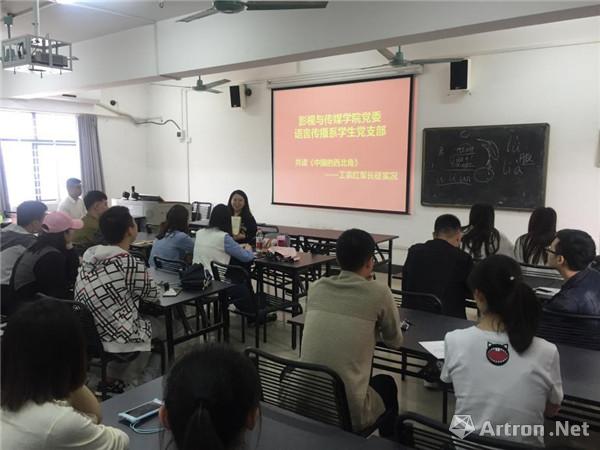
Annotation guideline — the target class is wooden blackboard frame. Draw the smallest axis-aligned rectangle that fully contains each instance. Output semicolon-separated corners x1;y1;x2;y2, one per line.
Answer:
420;123;550;211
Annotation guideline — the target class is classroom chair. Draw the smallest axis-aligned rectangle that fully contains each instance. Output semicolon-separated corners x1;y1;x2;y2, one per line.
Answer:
395;412;533;449
245;348;393;437
211;261;301;348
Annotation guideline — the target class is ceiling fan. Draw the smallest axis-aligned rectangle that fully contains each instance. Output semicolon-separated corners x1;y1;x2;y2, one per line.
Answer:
177;0;329;23
364;46;465;70
188;76;231;94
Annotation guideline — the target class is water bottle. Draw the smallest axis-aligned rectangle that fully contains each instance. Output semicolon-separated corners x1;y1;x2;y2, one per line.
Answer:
256;228;264;251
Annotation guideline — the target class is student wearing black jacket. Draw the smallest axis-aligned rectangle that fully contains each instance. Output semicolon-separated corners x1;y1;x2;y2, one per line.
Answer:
9;211;81;309
402;214;474;319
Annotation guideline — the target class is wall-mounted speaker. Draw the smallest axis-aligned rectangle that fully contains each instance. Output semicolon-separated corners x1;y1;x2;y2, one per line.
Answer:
229;84;247;109
450;59;470;91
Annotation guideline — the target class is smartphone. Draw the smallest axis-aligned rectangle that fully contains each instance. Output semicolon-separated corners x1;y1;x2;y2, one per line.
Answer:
118;398;163;423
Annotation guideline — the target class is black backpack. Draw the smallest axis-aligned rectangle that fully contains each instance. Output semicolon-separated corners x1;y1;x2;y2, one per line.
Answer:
179;264;210;290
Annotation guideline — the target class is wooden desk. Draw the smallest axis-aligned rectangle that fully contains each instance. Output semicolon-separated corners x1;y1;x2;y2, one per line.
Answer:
275;225;398;287
254;252;336;349
101;377;404;450
148;268;232;362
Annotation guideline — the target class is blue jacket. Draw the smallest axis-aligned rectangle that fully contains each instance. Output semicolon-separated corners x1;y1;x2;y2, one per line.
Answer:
545;268;600;316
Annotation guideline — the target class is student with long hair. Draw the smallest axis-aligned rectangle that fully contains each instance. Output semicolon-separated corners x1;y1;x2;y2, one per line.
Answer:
1;300;129;449
150;204;194;267
461;203;513;260
228;190;257;245
160;344;261;450
193;204;263;318
441;255;563;446
514;207;557;266
10;211;81;306
193;204;254;270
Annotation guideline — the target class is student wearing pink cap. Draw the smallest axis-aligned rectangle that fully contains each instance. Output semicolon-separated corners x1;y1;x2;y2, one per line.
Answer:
8;211;82;312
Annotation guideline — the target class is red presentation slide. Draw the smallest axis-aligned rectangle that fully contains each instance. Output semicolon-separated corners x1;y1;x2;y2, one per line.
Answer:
272;76;413;213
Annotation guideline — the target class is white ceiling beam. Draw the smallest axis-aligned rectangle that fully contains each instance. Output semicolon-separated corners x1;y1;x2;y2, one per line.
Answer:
3;1;599;98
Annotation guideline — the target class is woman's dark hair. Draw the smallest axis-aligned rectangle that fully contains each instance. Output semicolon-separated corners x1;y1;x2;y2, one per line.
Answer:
462;203;500;259
336;228;375;272
521;207;557;265
163;344;261;450
99;206;135;244
1;299;87;411
157;205;189;240
29;230;68;253
469;255;541;353
227;190;253;220
208;204;232;235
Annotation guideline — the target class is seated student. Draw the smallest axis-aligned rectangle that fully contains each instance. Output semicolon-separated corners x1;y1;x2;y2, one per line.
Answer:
149;204;194;267
545;229;600;315
461;203;513;260
75;206;161;384
10;211;81;307
300;229;402;436
1;299;129;450
441;255;563;447
514;207;557;266
228;190;258;245
1;201;47;314
402;214;473;318
73;190;108;251
194;203;256;299
160;344;260;450
58;178;86;219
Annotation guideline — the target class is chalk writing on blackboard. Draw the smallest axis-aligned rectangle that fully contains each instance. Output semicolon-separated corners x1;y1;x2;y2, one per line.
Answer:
421;124;549;210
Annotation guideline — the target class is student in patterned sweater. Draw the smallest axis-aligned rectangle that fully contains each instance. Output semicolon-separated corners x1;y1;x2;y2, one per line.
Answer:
75;206;160;385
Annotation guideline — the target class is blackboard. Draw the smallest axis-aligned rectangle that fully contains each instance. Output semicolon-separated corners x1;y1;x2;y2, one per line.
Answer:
421;123;549;210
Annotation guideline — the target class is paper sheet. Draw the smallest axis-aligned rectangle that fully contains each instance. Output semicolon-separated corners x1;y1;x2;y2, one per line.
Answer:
533;287;561;297
419;340;445;359
231;216;242;235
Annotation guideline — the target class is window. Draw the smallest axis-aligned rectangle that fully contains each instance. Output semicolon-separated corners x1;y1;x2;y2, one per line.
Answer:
0;111;80;209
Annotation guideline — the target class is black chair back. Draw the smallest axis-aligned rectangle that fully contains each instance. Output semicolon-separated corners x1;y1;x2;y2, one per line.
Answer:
396;412;532;450
191;202;212;221
394;289;443;314
519;262;562;280
211;260;251;286
245;348;353;432
153;256;188;274
537;308;600;350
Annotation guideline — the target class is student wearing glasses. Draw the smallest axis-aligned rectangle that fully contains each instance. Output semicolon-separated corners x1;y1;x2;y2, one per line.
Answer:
545;229;600;315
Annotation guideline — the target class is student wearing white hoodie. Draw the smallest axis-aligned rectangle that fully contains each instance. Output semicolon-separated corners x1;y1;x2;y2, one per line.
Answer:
75;206;160;385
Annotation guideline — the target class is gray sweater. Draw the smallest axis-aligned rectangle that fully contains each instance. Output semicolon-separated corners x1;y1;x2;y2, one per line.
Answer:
300;271;403;430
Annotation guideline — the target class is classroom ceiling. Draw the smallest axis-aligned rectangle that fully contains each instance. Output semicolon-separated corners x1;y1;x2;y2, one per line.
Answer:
2;1;213;42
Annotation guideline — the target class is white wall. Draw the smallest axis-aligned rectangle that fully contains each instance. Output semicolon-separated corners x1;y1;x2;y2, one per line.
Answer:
98;17;600;261
97;84;155;200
